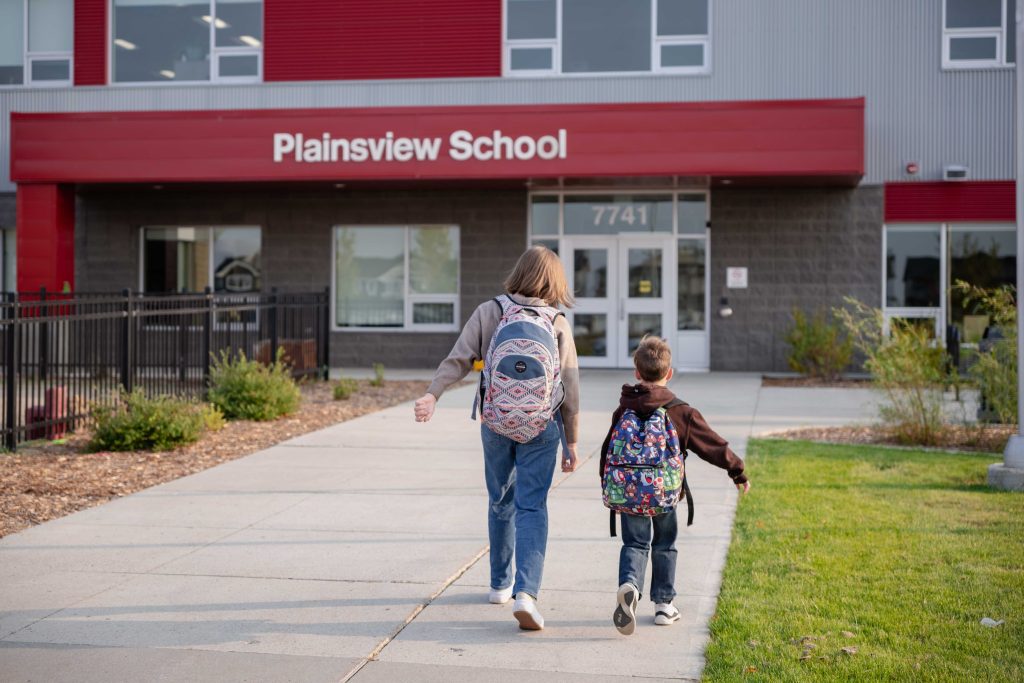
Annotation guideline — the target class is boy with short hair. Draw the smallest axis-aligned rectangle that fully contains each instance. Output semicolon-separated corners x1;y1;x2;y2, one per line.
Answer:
599;336;750;635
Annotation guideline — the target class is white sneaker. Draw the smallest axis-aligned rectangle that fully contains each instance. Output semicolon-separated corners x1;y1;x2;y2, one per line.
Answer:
488;585;513;604
654;602;680;625
512;592;544;630
613;583;639;635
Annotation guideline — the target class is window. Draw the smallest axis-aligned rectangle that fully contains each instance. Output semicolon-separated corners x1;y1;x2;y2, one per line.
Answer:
1;229;15;292
141;226;262;293
949;225;1016;341
943;0;1016;68
883;223;1017;344
563;194;674;235
113;0;262;84
885;225;941;308
505;0;709;76
333;226;460;331
0;0;73;86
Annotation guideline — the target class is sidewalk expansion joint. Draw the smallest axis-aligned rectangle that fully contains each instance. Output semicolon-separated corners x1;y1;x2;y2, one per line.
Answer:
339;544;490;683
339;446;599;683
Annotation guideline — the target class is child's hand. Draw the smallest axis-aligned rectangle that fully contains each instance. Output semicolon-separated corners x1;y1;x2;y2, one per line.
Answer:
561;443;579;472
736;480;751;495
413;394;437;422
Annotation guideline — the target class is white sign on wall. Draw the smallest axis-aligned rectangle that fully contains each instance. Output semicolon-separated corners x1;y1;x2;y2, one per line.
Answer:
272;129;568;164
726;267;748;289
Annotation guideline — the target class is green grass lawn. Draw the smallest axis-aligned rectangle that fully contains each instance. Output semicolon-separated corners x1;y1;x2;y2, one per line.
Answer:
704;439;1024;682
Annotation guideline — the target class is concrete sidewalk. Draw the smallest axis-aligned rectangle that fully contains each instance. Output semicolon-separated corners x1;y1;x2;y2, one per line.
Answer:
0;372;874;682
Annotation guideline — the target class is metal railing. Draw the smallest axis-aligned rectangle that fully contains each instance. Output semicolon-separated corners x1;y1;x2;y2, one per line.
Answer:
1;288;330;451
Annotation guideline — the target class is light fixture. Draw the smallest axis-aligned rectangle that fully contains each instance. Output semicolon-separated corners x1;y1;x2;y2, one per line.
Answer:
718;297;733;319
238;35;261;47
201;15;229;29
720;179;733;185
334;183;346;189
159;70;175;79
114;38;137;50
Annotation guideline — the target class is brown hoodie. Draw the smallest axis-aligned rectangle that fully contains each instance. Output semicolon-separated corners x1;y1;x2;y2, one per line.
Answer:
598;383;748;485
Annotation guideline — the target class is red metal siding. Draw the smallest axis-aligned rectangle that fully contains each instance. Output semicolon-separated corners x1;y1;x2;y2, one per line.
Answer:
17;185;76;293
74;0;107;86
885;181;1015;222
10;99;865;185
264;0;501;82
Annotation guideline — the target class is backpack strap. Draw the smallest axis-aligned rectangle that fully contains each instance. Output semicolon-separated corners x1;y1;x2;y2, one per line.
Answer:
610;509;617;537
663;398;695;527
472;297;509;420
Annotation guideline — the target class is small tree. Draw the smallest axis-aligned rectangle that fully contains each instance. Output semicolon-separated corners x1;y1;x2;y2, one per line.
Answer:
954;281;1017;425
835;298;949;445
784;308;853;381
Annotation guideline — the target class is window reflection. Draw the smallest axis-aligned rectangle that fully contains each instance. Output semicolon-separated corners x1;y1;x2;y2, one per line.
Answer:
574;314;607;357
678;240;705;330
335;227;405;328
950;227;1016;341
574;249;608;298
886;226;941;308
628;248;662;298
628;314;662;354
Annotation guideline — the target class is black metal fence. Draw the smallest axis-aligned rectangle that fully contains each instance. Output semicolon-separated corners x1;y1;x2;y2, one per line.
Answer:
1;288;330;451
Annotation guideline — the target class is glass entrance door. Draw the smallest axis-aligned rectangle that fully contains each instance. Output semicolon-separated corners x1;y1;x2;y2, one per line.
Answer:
566;238;618;367
566;236;676;369
618;238;675;368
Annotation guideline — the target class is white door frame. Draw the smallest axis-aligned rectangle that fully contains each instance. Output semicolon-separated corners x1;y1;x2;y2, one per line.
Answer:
564;234;678;369
675;233;711;372
617;235;677;367
563;236;619;367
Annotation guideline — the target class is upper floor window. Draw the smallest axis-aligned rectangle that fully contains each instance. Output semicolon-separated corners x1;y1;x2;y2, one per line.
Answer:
0;0;73;87
504;0;709;76
113;0;262;84
943;0;1016;69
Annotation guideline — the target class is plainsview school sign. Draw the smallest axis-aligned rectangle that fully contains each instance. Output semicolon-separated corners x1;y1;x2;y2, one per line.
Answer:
10;100;865;184
273;129;569;163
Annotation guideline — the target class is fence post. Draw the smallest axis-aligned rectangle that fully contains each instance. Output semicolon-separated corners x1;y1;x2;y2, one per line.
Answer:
202;286;214;398
4;292;18;451
38;286;48;381
120;288;133;393
321;286;330;380
267;287;279;365
178;305;187;383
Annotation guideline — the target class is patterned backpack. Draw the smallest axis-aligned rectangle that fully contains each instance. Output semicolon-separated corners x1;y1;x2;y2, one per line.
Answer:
603;399;693;535
477;295;565;444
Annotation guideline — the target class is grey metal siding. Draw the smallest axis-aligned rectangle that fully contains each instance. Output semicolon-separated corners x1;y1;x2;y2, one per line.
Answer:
0;0;1013;191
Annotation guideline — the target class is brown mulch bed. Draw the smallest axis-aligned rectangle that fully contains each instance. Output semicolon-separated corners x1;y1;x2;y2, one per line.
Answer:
762;376;872;389
0;379;429;538
766;424;1014;454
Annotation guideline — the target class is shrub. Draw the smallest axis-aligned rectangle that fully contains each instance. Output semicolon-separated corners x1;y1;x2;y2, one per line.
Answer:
90;390;224;452
333;377;360;400
954;281;1017;425
835;298;950;446
208;348;301;421
370;362;386;387
784;308;853;381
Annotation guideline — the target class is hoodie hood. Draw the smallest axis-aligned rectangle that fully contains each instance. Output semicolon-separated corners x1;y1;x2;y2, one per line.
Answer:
618;382;677;415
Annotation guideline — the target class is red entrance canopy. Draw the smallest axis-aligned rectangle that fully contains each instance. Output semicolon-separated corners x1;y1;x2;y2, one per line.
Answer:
11;98;865;185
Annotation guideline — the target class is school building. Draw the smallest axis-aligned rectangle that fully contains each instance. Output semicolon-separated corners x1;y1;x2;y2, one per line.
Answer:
0;0;1017;372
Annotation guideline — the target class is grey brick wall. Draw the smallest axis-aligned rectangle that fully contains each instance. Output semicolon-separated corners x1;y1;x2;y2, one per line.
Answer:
75;187;528;368
709;186;883;372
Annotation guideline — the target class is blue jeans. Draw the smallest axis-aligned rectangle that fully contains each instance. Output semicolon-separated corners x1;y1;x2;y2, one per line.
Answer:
481;420;559;600
618;510;678;604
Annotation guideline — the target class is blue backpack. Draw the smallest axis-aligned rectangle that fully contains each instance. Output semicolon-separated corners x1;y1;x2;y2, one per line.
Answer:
602;398;693;536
